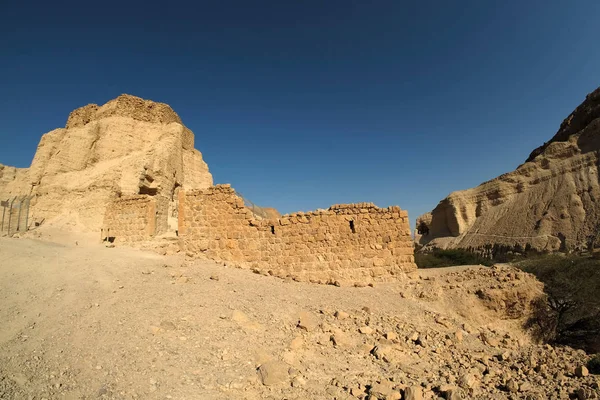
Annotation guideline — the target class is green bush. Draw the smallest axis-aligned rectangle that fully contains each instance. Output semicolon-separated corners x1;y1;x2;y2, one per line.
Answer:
415;248;493;268
588;354;600;374
516;255;600;353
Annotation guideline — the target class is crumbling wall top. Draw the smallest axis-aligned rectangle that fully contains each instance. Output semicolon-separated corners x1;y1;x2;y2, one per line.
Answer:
66;94;183;128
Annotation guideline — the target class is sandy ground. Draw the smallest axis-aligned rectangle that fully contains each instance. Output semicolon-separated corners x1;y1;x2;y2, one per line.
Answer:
0;235;595;399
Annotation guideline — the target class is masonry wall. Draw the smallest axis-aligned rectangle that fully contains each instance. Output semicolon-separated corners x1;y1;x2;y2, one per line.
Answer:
179;185;416;285
103;195;164;242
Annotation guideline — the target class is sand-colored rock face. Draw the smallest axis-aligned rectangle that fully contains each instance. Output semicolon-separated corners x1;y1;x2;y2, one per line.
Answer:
0;94;212;231
419;86;600;253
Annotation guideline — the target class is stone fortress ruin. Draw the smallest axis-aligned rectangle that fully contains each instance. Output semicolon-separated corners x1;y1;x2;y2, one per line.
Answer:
0;94;416;284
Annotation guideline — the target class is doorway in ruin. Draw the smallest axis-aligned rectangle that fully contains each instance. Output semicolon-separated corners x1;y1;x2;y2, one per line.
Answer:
167;183;181;236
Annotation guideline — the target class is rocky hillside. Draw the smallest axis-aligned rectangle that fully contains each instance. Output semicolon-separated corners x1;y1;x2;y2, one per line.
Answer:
1;236;598;399
0;94;212;231
417;86;600;254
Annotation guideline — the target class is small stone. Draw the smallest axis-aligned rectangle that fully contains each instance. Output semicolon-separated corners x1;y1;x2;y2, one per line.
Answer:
455;330;463;343
408;332;419;342
330;329;351;347
576;387;596;399
257;361;289;386
297;311;318;332
359;343;375;354
289;336;303;350
209;274;219;281
505;379;518;393
385;331;397;341
519;381;532;392
439;384;462;400
458;374;477;389
160;321;176;330
150;326;161;335
291;376;306;387
334;311;350;320
359;326;374;335
575;365;589;377
387;392;401;400
404;385;423;400
369;381;394;398
374;345;402;364
480;331;499;347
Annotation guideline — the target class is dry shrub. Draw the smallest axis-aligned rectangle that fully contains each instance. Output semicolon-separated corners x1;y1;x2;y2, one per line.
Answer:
517;255;600;353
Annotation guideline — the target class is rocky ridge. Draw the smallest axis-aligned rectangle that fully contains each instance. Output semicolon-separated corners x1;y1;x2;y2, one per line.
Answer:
417;86;600;254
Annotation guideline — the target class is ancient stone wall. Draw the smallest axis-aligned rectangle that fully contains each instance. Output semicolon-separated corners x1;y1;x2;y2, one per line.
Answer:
178;185;416;285
102;195;166;243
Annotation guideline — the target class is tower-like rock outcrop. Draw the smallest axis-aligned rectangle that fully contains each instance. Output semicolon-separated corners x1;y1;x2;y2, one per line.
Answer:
0;94;212;231
418;86;600;254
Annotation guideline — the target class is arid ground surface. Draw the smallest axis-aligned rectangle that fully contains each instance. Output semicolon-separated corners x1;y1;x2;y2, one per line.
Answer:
1;233;598;399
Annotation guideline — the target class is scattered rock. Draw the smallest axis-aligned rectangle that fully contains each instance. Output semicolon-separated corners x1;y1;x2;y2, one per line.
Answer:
505;379;519;393
289;336;303;350
359;326;374;335
257;361;289;386
334;310;350;320
297;311;318;332
458;373;477;389
159;321;176;330
369;381;394;399
404;385;423;400
330;329;352;347
291;376;306;387
576;387;597;399
519;381;532;392
455;330;464;343
150;326;161;335
575;365;589;377
439;384;462;400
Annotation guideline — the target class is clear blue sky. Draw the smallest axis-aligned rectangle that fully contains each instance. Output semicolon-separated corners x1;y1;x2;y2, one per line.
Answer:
1;1;599;225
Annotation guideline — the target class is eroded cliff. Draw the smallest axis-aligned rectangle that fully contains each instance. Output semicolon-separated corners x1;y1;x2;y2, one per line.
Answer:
418;86;600;254
0;94;212;231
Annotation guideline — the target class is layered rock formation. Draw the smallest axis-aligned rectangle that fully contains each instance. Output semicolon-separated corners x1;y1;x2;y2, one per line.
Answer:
418;86;600;253
0;94;212;231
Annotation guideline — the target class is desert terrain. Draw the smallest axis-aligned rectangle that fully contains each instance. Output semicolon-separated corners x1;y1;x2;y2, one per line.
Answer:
1;230;597;400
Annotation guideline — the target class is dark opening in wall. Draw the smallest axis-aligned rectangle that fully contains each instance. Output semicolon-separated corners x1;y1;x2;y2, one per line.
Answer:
107;237;116;243
271;225;275;234
171;182;181;201
139;186;158;196
349;220;356;233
